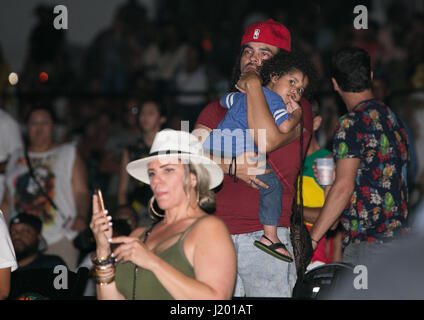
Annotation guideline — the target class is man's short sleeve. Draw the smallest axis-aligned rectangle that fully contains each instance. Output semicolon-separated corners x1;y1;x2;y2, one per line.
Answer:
263;89;290;127
333;113;363;160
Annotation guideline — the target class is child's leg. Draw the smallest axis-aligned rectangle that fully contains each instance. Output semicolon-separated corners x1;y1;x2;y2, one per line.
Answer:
257;169;283;231
255;168;292;260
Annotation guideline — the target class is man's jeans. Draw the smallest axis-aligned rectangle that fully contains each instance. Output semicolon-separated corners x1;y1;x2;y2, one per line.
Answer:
231;227;297;297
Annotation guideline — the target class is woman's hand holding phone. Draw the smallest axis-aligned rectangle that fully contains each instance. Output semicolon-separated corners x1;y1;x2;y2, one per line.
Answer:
89;189;113;258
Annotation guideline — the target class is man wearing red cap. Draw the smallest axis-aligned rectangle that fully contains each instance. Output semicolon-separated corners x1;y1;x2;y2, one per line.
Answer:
194;19;313;297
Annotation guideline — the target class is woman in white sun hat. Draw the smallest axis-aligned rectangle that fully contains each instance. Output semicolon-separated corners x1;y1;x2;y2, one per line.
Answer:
89;129;236;300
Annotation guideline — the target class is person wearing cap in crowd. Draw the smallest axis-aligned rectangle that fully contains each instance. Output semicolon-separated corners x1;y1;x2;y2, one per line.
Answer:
89;129;236;299
194;19;313;297
0;210;17;299
203;51;317;263
9;213;66;271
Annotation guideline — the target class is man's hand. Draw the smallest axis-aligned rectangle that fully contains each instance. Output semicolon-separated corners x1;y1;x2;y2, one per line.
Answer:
235;71;262;94
231;151;271;190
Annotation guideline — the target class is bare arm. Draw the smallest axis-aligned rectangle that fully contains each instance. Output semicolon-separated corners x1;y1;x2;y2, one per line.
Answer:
278;108;302;134
241;73;301;153
0;188;10;219
71;152;90;232
112;217;237;299
91;194;127;300
117;149;130;205
0;268;11;300
310;158;360;245
192;124;271;189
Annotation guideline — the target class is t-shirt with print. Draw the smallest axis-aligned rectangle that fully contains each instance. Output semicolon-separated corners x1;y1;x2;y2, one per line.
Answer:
203;87;290;157
333;98;409;247
5;144;78;245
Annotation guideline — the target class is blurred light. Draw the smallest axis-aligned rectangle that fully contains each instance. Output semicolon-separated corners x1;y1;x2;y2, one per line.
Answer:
8;72;19;85
39;72;48;83
201;39;213;51
312;286;321;293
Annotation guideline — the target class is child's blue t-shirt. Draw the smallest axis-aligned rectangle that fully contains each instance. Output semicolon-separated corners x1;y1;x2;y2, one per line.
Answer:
203;87;290;157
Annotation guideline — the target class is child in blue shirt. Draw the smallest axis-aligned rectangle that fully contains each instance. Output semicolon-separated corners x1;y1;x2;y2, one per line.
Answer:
203;51;315;261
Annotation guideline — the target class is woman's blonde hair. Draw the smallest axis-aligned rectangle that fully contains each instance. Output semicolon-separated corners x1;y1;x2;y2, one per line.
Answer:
183;162;216;213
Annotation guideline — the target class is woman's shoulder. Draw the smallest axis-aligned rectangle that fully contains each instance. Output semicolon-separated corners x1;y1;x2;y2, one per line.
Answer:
189;214;230;237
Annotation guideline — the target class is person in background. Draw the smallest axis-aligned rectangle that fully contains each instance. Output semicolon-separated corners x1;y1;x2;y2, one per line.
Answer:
0;209;17;299
1;105;90;270
9;213;66;271
300;101;342;270
174;43;209;131
310;47;410;265
0;107;23;202
117;98;167;226
112;204;138;231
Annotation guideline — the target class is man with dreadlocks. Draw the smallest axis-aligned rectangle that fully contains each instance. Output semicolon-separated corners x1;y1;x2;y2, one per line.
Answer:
203;51;317;263
194;19;314;298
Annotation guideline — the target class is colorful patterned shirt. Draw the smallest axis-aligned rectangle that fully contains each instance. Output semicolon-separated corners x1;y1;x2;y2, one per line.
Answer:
333;99;409;247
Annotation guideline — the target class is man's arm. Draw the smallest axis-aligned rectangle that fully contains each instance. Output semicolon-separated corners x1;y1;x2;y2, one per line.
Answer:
192;124;271;189
242;74;301;153
309;158;360;246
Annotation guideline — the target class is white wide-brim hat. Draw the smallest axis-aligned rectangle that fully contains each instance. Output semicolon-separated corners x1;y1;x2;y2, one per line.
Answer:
126;129;223;189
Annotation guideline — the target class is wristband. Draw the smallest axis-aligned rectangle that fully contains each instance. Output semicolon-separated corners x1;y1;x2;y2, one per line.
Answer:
232;156;237;182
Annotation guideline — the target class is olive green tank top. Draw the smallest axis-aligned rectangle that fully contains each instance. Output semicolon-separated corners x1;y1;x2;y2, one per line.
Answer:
115;217;204;300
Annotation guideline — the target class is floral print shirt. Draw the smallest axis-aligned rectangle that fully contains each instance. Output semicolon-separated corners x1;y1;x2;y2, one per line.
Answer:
333;99;409;247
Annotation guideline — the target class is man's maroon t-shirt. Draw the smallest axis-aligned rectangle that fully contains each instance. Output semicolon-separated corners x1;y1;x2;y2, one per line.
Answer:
196;99;312;234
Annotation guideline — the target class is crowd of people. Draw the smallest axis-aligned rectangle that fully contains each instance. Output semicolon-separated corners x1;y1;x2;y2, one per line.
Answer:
0;0;424;300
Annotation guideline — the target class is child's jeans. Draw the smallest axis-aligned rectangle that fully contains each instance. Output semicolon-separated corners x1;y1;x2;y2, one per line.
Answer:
257;164;283;226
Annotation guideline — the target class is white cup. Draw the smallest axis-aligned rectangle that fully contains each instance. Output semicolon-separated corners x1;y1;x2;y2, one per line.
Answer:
316;158;335;186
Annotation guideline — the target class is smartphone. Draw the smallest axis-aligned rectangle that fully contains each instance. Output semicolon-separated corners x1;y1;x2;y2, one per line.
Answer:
95;188;106;212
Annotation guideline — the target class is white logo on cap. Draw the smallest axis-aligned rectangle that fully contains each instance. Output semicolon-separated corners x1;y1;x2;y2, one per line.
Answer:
253;29;260;39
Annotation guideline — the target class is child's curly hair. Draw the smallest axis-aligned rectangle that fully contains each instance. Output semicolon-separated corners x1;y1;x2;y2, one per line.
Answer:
260;50;318;100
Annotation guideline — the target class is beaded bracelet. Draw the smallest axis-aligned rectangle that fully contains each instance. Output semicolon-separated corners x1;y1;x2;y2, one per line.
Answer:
91;253;115;266
232;156;237;182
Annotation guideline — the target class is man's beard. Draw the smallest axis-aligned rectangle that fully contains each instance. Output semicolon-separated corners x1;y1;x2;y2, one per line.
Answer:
14;240;39;261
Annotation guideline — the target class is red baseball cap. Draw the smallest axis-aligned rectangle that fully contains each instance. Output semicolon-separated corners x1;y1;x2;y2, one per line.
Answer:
241;19;291;52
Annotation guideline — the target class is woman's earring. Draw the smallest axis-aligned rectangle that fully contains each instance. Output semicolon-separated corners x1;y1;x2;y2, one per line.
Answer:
149;196;165;218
